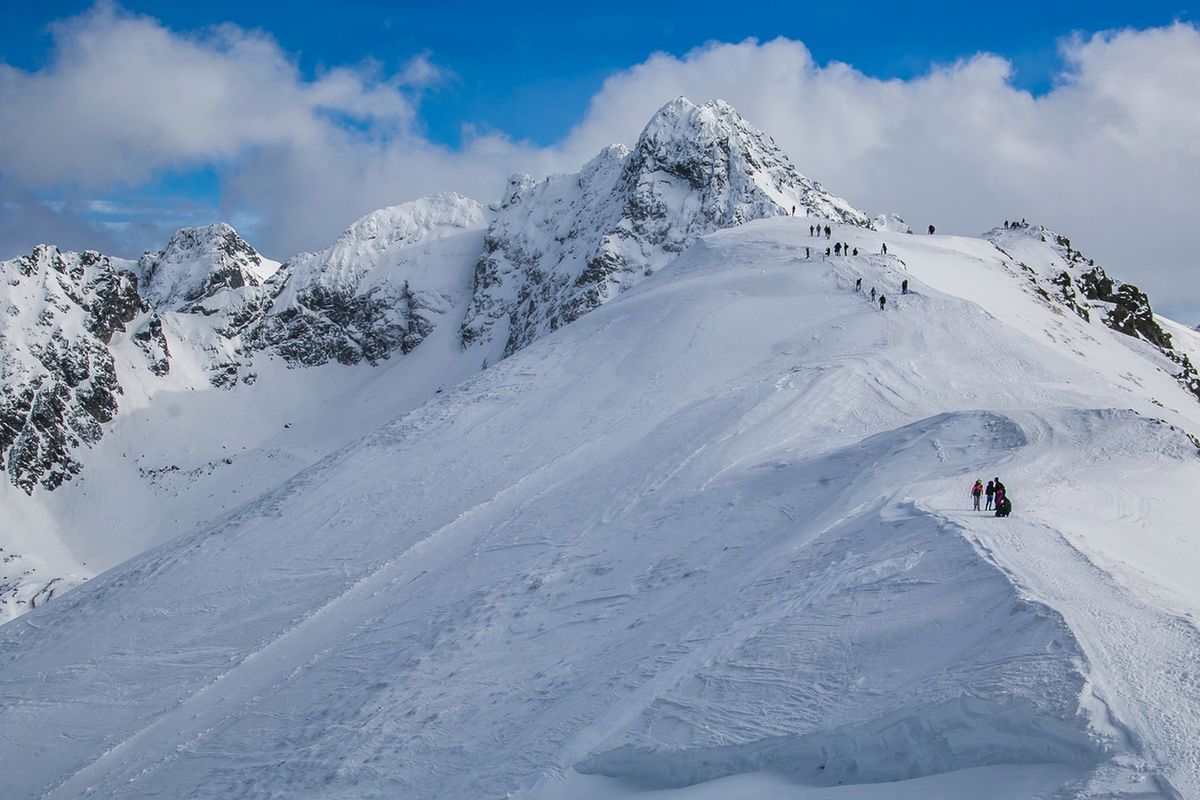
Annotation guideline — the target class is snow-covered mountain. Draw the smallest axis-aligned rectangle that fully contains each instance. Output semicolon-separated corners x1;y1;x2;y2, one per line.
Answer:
3;215;1199;799
1;194;490;613
461;97;869;358
2;97;1200;799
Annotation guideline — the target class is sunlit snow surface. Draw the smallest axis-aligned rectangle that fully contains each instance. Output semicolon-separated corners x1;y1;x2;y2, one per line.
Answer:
2;218;1199;798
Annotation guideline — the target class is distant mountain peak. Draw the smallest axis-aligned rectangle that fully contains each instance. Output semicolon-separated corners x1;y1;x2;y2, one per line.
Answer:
138;223;278;310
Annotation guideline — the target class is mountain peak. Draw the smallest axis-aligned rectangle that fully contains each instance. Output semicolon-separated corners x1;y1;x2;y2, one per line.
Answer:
461;97;870;357
637;96;741;147
139;223;278;310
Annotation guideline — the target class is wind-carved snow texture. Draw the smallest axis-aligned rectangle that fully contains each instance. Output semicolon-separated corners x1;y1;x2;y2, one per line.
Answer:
460;97;870;357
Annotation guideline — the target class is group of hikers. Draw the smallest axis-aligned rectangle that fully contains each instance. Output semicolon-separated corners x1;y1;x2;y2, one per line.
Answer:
802;219;909;310
970;478;1012;517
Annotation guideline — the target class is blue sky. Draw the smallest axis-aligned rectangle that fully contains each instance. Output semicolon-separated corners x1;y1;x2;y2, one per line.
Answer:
3;1;1194;146
1;2;1199;319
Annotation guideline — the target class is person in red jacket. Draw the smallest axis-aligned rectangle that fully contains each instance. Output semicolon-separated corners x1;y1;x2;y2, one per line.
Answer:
971;479;983;510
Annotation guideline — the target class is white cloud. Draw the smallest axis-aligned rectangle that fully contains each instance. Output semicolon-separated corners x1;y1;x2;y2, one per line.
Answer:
2;6;1199;320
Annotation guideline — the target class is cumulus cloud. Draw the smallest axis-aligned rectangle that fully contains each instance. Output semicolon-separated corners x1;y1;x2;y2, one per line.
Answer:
2;5;1199;319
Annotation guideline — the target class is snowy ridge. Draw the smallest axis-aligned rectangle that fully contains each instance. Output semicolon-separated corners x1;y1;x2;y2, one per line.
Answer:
461;97;870;358
2;216;1199;798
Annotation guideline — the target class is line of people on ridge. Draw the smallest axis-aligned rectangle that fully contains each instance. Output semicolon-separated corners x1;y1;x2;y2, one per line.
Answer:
971;477;1012;517
854;276;908;310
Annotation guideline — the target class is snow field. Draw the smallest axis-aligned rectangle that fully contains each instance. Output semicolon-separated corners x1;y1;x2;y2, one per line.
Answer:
1;217;1198;798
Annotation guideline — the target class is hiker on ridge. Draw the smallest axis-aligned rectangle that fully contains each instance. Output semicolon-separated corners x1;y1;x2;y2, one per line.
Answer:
971;479;983;510
928;224;936;235
855;277;862;292
985;479;995;510
879;295;886;310
901;279;909;295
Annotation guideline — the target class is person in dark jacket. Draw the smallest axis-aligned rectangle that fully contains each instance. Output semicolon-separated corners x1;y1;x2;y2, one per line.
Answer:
928;224;936;235
901;279;909;295
855;277;862;292
985;480;995;510
825;225;831;238
809;224;815;236
870;287;876;301
879;295;886;310
852;247;858;256
996;495;1013;517
881;242;888;255
835;242;842;256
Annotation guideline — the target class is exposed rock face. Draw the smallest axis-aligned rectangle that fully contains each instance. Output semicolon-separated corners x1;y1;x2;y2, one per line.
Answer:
987;224;1198;403
1;197;490;494
1;246;146;492
461;97;871;357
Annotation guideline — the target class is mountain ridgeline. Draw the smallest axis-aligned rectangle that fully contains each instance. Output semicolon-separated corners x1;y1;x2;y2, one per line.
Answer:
0;98;1193;495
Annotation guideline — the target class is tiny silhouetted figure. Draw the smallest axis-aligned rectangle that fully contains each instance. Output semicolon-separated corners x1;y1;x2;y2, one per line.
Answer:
825;225;831;238
805;246;810;258
901;279;909;294
870;287;876;301
855;277;862;291
1021;218;1026;226
881;242;888;255
809;224;814;236
792;205;796;216
852;247;858;256
1004;220;1009;229
835;242;842;256
928;224;936;235
879;295;886;310
826;246;831;257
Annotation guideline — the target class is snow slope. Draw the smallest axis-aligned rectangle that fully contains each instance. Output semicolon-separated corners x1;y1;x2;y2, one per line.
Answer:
2;217;1198;799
